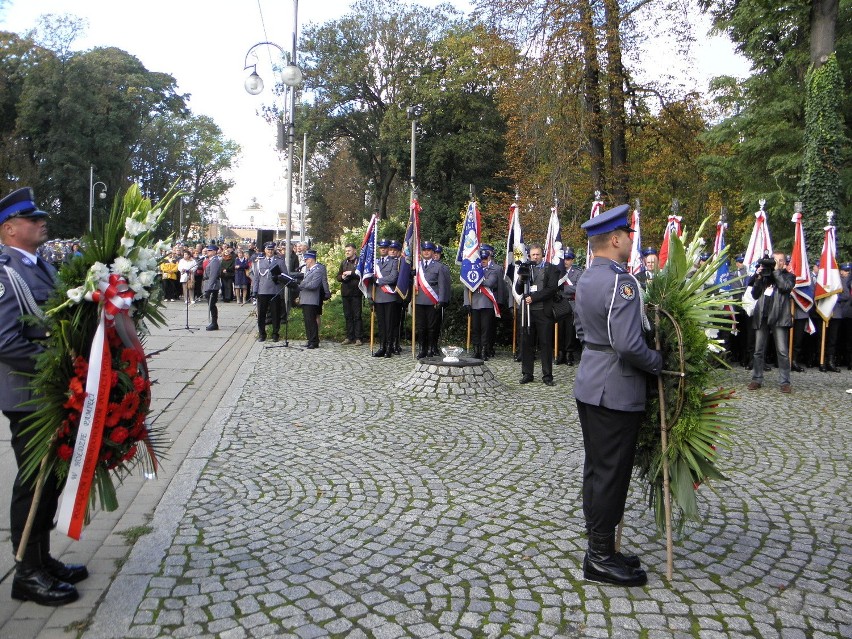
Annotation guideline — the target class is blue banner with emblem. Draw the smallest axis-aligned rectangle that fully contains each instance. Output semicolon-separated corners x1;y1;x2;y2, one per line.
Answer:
356;214;378;298
456;201;484;292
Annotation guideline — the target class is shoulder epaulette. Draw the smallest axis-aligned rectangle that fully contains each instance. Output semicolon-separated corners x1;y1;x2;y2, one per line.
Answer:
609;262;626;274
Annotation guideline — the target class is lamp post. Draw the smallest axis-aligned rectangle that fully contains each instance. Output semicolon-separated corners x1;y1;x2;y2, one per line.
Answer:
88;165;107;233
242;3;303;265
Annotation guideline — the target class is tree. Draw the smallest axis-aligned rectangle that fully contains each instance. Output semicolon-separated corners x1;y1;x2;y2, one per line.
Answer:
700;0;850;254
299;0;463;221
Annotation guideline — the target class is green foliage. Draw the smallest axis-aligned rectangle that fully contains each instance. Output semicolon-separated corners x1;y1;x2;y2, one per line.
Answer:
800;54;848;254
635;220;739;534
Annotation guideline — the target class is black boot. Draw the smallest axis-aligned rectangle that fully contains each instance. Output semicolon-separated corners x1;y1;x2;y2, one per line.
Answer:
791;361;804;372
373;347;386;357
583;531;647;587
826;357;840;372
41;535;88;585
555;352;567;365
474;347;483;360
384;342;392;358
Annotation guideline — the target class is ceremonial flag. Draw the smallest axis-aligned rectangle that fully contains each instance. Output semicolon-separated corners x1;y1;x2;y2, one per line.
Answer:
355;213;378;298
397;199;420;299
544;205;562;265
504;202;524;304
628;207;643;274
456;201;484;292
585;197;604;269
658;214;683;269
712;219;731;291
789;209;814;314
814;221;842;321
743;205;773;275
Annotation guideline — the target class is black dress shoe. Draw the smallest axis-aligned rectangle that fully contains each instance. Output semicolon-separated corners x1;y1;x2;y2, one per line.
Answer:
206;323;219;331
44;556;89;584
272;334;280;342
11;566;78;606
519;375;534;384
791;363;804;372
555;353;567;365
373;348;386;357
416;351;428;359
543;378;555;386
257;335;266;342
306;344;318;349
384;350;392;358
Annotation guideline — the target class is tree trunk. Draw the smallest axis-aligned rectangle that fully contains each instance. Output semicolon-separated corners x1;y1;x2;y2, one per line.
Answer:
810;0;838;67
579;0;605;194
603;0;628;204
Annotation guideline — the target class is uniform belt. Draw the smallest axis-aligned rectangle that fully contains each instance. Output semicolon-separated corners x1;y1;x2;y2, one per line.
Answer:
584;342;614;353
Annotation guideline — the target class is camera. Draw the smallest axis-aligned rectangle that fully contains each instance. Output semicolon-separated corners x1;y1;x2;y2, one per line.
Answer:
758;252;776;271
516;261;531;279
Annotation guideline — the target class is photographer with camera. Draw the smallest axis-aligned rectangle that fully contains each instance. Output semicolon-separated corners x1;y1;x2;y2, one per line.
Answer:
514;243;559;385
747;250;795;393
252;241;289;342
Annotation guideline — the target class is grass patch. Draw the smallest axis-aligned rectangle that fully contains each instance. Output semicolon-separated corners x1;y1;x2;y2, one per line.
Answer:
118;524;154;544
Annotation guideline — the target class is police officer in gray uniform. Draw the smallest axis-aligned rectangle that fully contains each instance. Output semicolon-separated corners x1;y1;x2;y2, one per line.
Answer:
298;250;330;349
555;248;582;365
372;240;399;357
252;241;289;342
0;187;86;606
463;243;501;360
202;244;222;330
415;242;450;358
574;204;662;587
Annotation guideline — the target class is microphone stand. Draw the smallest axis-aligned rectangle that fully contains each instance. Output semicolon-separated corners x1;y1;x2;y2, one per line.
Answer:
169;292;198;332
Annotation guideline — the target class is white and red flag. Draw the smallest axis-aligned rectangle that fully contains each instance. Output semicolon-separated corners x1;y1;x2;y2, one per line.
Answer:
544;204;562;265
585;196;604;269
742;204;773;276
814;216;842;322
628;206;643;274
789;209;814;314
658;214;683;269
504;202;524;304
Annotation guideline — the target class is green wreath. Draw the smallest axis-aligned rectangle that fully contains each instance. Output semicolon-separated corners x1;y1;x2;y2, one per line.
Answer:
635;220;739;534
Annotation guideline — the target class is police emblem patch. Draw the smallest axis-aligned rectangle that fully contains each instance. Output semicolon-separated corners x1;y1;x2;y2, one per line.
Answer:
0;281;4;299
619;282;635;300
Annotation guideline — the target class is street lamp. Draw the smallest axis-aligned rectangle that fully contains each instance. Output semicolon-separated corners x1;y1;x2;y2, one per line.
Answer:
242;14;303;268
88;165;107;232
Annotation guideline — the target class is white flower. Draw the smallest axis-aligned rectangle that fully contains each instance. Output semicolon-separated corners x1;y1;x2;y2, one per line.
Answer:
121;236;136;252
89;262;110;283
133;288;150;301
134;247;158;272
112;256;133;276
125;218;146;237
67;286;85;303
145;209;160;229
137;270;156;287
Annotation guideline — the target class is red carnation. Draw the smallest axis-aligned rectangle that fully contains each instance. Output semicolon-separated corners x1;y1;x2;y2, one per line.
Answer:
120;392;140;419
109;427;130;444
72;356;88;378
133;376;147;393
57;444;74;461
105;403;122;427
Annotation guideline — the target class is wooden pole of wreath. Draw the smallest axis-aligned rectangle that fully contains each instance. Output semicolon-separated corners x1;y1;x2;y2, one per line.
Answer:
15;454;50;562
654;304;674;580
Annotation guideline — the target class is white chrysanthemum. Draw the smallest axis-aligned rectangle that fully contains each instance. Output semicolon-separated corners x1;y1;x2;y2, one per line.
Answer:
134;247;158;272
137;270;156;287
67;286;86;303
89;262;110;283
121;237;136;252
112;256;133;275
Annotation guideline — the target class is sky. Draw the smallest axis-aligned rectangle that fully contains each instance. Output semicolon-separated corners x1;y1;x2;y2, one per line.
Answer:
1;0;748;226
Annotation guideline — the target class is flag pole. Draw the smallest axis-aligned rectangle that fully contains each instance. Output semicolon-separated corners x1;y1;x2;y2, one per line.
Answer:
789;300;795;365
370;287;376;352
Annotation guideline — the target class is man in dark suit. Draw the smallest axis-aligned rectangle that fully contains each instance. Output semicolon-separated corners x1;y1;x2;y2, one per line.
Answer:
514;243;559;385
202;244;222;331
0;187;86;606
574;204;662;587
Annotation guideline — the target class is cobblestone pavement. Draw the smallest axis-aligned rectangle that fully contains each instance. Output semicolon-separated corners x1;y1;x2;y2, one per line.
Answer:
85;338;851;639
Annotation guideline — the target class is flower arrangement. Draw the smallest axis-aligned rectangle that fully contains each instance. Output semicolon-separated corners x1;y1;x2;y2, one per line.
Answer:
634;220;739;534
20;185;176;539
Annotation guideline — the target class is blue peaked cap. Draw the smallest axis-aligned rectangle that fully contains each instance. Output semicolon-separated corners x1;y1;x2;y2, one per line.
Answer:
0;187;49;224
581;204;634;237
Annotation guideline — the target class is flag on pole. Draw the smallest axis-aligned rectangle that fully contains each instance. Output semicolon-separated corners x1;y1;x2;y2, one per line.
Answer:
814;219;842;321
742;204;773;275
504;202;524;304
396;199;420;298
658;215;683;269
585;196;604;269
456;201;484;292
544;205;562;265
355;213;379;298
628;206;643;274
789;209;814;314
712;219;731;290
